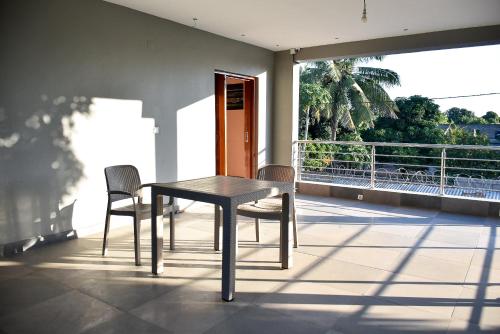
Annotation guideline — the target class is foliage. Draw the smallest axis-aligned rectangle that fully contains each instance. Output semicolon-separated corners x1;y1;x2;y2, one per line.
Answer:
298;56;499;181
482;111;500;124
360;95;496;179
299;82;330;140
444;125;489;146
302;132;370;172
362;96;446;144
299;57;400;140
302;142;336;172
445;107;487;125
307;115;331;140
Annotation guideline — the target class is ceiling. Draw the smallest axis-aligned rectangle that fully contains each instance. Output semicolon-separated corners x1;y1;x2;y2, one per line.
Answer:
104;0;500;51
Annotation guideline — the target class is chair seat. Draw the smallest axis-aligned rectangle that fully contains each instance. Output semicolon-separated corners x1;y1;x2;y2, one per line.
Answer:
237;197;284;220
111;203;173;218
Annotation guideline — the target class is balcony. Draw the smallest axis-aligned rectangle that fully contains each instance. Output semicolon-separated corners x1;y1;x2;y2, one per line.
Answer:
2;1;500;333
294;141;500;217
0;194;498;333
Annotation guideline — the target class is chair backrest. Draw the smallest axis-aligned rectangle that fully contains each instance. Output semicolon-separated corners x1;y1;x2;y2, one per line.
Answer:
257;165;295;183
104;165;142;202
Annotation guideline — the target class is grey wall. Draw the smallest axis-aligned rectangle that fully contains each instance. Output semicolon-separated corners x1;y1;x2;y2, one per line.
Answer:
0;0;274;247
272;52;299;165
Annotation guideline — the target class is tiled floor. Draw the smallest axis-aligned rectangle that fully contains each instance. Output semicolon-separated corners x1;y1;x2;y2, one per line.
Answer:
0;194;499;334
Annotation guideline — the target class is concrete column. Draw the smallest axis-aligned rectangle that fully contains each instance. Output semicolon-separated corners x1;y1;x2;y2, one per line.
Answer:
272;51;299;165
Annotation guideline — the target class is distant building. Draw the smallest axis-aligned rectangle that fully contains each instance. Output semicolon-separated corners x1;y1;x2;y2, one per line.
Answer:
439;124;500;145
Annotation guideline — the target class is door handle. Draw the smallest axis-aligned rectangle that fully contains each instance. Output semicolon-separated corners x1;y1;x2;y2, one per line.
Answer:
244;131;249;143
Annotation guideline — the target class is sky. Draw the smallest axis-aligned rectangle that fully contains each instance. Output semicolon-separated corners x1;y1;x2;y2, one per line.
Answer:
364;44;500;116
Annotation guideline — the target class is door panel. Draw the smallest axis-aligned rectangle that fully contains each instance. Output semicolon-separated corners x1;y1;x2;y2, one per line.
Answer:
227;107;246;177
215;73;226;175
215;73;257;178
244;79;256;178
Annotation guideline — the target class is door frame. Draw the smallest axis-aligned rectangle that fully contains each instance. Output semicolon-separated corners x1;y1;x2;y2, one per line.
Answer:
214;70;258;178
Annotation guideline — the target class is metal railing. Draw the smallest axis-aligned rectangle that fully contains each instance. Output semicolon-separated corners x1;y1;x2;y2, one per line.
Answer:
293;140;500;202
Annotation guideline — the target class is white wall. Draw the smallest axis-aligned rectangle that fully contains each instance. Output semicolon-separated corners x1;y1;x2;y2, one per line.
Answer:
68;98;156;236
176;96;216;181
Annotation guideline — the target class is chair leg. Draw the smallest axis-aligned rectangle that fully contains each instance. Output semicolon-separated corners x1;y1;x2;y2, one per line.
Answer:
255;218;260;242
102;203;111;256
293;205;298;248
133;215;141;266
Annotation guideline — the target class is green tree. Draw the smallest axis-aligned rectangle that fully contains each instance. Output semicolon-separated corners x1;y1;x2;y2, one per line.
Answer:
300;58;401;141
446;107;485;124
299;82;330;140
482;111;500;123
363;95;446;144
362;95;493;177
444;125;489;145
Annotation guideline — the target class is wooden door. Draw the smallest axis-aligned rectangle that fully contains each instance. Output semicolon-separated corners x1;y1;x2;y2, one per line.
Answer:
215;72;257;178
215;73;227;176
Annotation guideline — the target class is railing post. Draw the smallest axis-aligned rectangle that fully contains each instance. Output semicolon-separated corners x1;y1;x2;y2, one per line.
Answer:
439;148;446;196
370;145;375;189
297;142;303;181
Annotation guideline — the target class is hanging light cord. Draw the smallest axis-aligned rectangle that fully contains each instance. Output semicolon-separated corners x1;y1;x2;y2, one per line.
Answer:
361;0;367;23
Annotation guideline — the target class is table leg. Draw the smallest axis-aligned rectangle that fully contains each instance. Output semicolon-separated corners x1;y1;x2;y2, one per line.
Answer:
280;192;293;269
152;192;164;274
214;205;222;251
221;203;236;301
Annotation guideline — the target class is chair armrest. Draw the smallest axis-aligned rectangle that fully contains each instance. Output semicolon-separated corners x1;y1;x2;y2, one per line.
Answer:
108;190;134;197
108;190;138;210
139;183;156;188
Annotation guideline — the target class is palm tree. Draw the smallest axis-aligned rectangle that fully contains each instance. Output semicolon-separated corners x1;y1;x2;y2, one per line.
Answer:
299;82;330;140
301;57;400;140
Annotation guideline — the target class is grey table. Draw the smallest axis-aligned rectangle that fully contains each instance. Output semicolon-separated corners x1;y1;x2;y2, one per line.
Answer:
150;175;294;301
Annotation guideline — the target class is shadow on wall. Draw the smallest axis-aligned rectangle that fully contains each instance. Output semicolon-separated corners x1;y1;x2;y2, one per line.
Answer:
0;95;157;255
0;95;90;255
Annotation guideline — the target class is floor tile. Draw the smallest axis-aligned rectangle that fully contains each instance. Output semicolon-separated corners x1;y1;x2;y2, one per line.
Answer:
299;257;389;295
0;290;121;334
0;260;34;282
447;318;500;333
364;272;463;318
203;304;328;334
0;273;70;316
469;248;500;271
334;303;451;334
1;194;497;334
80;313;171;334
352;231;475;266
451;286;500;330
255;281;361;328
392;253;470;283
131;281;250;334
74;271;181;310
424;225;482;248
464;265;500;285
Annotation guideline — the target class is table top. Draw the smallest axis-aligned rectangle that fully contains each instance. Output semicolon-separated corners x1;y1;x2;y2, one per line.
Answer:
151;176;293;203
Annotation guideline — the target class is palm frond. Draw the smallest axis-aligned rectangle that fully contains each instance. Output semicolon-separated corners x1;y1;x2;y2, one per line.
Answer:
356;78;399;118
355;67;400;87
352;56;385;65
337;104;355;130
348;82;374;126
